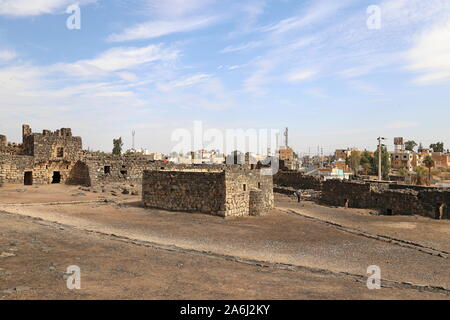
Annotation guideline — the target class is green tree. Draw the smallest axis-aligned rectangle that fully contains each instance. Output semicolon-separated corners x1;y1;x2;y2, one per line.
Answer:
373;146;391;179
423;156;435;185
430;142;444;152
347;151;361;175
360;151;374;175
112;137;123;155
404;140;417;152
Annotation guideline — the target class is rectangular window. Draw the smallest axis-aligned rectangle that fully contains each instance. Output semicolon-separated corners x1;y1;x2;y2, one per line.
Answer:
57;147;64;157
104;166;111;174
243;184;247;191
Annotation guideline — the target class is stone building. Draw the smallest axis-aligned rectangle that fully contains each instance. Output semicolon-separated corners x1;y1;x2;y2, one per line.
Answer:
0;125;84;185
142;166;274;218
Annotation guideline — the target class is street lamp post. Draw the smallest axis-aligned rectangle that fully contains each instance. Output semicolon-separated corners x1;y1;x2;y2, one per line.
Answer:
378;137;386;181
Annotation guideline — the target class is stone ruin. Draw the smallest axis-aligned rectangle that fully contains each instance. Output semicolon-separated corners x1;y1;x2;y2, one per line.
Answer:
142;166;274;218
0;125;274;218
320;180;450;220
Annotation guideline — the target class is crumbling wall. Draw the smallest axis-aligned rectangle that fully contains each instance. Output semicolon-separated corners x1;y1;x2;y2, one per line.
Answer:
66;161;91;186
274;172;322;191
30;129;83;162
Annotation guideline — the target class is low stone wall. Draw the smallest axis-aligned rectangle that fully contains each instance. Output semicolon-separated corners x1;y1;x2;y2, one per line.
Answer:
320;179;450;219
273;171;322;191
321;180;374;208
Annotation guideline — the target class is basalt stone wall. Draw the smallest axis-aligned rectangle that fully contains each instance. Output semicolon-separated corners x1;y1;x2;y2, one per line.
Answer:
372;189;428;217
320;179;450;219
418;190;450;219
142;168;274;218
85;156;256;187
0;155;34;184
66;161;91;186
273;171;322;191
249;190;266;216
31;132;83;162
0;154;79;185
224;169;274;217
84;156;155;186
142;170;227;216
321;180;374;208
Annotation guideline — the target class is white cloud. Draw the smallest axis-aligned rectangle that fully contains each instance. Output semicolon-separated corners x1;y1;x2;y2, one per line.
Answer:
287;70;316;83
107;16;217;42
0;0;95;17
406;21;450;85
0;49;17;61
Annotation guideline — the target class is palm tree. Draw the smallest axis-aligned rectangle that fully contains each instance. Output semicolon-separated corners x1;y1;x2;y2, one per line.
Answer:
423;156;435;185
413;166;427;186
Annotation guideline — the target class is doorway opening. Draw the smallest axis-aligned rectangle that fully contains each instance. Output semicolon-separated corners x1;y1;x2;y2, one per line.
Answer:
24;172;33;185
52;171;61;184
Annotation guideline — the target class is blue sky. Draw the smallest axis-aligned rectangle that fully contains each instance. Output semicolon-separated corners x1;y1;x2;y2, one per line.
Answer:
0;0;449;154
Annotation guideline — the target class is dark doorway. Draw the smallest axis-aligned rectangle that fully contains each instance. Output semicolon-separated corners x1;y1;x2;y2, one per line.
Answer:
52;171;61;184
104;166;111;174
386;209;393;215
344;199;349;208
24;172;33;185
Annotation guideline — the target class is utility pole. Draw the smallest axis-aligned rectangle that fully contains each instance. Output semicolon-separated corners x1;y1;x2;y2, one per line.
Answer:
284;127;289;148
378;137;386;181
321;147;324;168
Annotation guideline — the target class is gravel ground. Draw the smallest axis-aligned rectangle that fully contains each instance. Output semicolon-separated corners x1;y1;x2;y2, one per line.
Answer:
0;185;449;300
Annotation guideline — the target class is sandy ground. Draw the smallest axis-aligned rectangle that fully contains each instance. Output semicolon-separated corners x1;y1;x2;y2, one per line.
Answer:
0;184;449;300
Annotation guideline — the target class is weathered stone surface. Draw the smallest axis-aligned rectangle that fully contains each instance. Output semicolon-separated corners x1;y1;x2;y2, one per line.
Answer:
142;167;274;218
320;180;450;220
273;172;322;191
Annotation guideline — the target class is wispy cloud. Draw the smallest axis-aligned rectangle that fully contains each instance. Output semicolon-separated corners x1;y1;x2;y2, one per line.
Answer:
406;20;450;85
220;41;262;53
54;44;179;77
107;16;217;42
0;0;96;17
